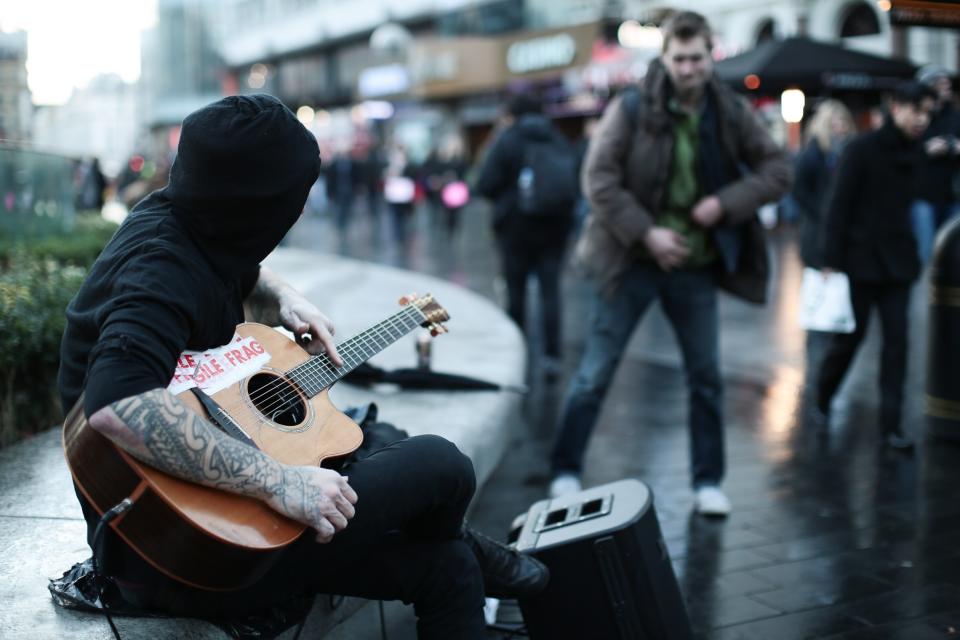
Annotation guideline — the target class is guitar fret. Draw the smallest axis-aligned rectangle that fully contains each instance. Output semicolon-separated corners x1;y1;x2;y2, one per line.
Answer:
287;306;426;396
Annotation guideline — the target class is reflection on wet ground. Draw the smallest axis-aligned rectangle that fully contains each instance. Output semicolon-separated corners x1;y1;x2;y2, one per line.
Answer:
286;202;960;638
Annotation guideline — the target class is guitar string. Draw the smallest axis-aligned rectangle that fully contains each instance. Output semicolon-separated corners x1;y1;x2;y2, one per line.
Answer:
249;306;422;412
222;310;419;426
241;307;427;419
189;305;421;426
243;307;422;417
249;311;420;420
244;304;413;400
231;305;421;409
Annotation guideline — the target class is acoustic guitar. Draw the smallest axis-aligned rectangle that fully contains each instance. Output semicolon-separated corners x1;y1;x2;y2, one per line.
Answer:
63;294;449;591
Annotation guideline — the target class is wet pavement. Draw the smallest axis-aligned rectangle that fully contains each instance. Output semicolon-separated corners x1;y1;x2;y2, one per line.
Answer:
285;199;960;639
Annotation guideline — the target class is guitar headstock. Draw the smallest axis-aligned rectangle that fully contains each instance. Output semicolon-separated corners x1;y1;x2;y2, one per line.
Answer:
399;292;450;337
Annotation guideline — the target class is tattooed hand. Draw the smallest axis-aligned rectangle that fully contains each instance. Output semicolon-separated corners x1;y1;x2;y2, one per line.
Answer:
269;466;358;543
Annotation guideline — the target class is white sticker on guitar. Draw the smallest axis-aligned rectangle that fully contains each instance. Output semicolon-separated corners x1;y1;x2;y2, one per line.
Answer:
167;333;271;396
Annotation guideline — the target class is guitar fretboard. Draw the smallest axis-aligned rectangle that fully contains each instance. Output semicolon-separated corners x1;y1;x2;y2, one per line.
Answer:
287;305;425;396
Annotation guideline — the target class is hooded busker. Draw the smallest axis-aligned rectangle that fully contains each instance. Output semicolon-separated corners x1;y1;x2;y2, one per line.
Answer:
58;95;320;587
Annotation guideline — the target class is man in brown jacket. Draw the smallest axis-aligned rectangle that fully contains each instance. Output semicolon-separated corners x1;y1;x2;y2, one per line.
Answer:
549;11;792;515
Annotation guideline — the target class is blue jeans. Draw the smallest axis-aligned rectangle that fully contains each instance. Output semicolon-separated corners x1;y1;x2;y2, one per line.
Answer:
911;199;960;263
551;262;725;488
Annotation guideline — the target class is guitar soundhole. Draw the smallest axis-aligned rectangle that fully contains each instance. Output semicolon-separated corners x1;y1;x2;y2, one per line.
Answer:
247;373;306;427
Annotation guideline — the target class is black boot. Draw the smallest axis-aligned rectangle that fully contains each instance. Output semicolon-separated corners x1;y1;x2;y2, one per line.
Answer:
460;526;549;599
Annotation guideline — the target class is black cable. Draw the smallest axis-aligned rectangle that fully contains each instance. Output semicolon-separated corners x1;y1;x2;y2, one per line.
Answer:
90;498;135;639
378;599;388;640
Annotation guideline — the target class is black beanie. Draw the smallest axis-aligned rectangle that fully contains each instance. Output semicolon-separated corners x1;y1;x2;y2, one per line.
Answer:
162;94;321;276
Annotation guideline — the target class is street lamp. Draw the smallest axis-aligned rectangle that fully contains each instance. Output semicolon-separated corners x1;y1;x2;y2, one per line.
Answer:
781;88;805;152
617;20;663;49
781;89;805;123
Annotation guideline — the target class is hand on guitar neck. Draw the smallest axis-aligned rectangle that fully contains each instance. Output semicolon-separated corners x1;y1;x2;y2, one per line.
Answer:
88;388;359;543
244;266;343;366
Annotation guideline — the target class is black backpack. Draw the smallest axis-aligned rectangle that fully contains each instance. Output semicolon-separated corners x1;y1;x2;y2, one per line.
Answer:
516;138;578;217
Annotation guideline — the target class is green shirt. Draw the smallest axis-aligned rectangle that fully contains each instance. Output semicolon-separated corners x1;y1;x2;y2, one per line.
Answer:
657;99;717;268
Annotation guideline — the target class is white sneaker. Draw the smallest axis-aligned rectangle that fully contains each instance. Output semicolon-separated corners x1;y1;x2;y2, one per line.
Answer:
695;486;732;517
483;597;500;625
549;473;582;499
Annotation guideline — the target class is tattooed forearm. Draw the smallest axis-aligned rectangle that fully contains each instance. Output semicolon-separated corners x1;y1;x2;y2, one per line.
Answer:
104;389;284;502
89;388;354;533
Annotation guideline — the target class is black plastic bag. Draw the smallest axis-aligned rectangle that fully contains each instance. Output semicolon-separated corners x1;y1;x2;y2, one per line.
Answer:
49;558;313;639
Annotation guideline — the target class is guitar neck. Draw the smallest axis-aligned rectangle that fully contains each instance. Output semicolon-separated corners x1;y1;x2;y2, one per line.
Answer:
286;305;426;397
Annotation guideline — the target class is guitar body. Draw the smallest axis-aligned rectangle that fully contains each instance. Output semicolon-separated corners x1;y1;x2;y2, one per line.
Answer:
63;323;364;591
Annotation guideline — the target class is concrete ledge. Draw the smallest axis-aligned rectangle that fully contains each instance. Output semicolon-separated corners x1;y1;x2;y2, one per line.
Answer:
0;249;525;639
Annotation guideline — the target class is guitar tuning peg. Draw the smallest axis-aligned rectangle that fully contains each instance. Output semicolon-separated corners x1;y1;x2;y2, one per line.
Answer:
429;326;439;337
398;295;410;306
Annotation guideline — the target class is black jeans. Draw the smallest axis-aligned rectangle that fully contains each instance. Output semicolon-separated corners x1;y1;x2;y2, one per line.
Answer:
111;435;486;640
497;232;566;358
816;280;912;434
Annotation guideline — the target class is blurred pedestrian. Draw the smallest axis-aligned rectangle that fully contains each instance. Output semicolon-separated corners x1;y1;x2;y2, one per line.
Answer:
548;11;792;515
76;157;107;212
912;66;960;263
433;134;470;235
792;100;855;402
815;81;936;451
793;100;854;270
383;143;417;244
324;144;358;234
476;93;578;379
361;144;385;221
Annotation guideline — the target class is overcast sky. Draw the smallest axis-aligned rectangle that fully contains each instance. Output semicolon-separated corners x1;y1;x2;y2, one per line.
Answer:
0;0;157;105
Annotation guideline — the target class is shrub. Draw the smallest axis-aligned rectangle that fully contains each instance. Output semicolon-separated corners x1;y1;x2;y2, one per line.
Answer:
0;254;87;446
0;213;117;269
0;214;116;447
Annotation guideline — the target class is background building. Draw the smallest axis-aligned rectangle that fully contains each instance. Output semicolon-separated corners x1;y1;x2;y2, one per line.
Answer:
0;30;32;142
23;0;956;167
31;74;139;178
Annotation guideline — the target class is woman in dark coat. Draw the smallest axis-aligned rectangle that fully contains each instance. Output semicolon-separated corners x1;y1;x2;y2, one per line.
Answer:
792;100;854;268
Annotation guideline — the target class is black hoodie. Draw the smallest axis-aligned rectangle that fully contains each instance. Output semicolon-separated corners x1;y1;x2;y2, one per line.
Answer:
58;94;321;418
475;113;574;240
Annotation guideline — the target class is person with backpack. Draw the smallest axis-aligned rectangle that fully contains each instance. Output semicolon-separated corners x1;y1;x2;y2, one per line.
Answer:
548;11;791;515
476;93;578;380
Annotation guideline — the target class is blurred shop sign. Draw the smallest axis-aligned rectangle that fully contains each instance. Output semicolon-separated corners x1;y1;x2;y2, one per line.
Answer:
502;23;599;80
409;37;503;98
890;0;960;28
411;50;459;83
358;63;410;98
507;33;577;74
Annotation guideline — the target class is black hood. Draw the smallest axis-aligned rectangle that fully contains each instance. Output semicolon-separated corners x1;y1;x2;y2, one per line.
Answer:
515;113;557;142
161;94;321;276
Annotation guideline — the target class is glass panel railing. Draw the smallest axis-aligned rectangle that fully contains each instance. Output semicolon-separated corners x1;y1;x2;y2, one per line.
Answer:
0;143;77;237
